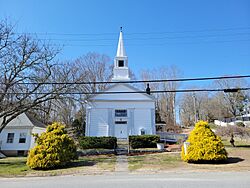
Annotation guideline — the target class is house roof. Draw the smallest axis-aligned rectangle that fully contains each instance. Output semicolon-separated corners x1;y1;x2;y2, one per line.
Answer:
25;113;46;128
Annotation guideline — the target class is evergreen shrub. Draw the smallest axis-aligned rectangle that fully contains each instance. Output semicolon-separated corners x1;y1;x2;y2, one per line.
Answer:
129;135;160;149
27;122;78;169
79;136;117;149
181;120;227;163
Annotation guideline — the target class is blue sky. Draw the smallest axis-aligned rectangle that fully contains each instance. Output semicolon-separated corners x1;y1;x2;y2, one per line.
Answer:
1;0;250;80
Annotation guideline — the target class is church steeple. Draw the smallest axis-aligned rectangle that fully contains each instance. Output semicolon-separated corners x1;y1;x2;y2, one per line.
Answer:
112;27;130;81
116;27;126;57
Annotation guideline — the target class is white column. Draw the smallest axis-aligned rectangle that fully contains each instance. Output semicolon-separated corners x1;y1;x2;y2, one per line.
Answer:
151;108;156;134
108;109;113;136
86;108;91;136
129;108;135;135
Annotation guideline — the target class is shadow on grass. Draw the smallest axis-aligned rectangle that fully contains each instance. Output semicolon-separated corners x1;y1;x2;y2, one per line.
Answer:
236;145;250;148
0;160;26;165
30;159;97;171
67;160;96;168
190;157;244;165
225;157;244;164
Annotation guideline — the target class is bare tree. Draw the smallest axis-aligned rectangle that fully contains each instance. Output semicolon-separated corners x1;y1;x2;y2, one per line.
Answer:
140;65;181;131
180;91;213;127
30;53;114;127
74;52;113;94
179;78;250;127
0;20;70;133
214;78;248;117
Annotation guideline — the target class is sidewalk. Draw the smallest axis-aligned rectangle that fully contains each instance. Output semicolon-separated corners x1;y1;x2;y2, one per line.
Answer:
115;155;129;173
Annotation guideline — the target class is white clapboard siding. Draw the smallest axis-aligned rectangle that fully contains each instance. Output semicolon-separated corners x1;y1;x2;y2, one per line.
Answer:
134;109;152;135
86;83;156;138
89;109;109;136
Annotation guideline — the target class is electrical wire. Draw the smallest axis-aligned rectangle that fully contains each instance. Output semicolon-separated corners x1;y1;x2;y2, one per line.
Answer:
3;75;249;85
15;26;250;36
1;87;250;95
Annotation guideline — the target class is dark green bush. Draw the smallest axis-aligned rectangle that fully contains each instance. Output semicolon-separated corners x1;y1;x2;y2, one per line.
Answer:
236;122;245;127
79;136;117;149
129;135;160;149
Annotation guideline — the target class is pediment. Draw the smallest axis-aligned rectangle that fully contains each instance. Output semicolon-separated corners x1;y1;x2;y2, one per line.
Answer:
89;83;155;101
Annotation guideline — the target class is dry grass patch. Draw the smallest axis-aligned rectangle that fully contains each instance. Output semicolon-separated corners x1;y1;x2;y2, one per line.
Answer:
128;152;183;171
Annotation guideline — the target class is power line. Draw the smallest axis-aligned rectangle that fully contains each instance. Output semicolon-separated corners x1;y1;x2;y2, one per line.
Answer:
2;87;250;95
15;26;250;36
33;32;250;42
4;75;250;85
59;38;250;47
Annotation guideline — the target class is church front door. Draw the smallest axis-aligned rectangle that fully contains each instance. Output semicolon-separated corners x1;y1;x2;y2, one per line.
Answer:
114;123;128;139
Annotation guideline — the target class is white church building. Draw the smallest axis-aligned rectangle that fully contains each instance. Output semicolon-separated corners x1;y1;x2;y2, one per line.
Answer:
85;29;156;139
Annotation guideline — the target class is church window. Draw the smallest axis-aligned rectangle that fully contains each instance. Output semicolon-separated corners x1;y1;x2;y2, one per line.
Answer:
140;128;146;135
115;109;127;117
118;60;124;67
115;121;127;124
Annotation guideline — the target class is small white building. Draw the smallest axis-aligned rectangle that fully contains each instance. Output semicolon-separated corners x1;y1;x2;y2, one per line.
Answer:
85;29;156;139
0;113;46;156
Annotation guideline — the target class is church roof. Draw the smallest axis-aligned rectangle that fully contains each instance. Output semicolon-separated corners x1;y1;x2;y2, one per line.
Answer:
89;83;155;101
116;28;126;57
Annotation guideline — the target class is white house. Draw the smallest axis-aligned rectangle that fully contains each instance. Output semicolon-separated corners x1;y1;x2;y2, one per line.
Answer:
0;113;46;156
85;29;156;139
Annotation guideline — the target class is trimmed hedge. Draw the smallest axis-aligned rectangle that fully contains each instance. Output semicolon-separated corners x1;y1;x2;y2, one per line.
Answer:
79;136;117;149
129;135;160;149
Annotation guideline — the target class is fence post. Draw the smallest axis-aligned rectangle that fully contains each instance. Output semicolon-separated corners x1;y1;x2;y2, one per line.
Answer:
183;142;190;155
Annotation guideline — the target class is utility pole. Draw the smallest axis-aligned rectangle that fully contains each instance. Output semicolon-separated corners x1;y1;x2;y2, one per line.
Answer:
193;92;197;123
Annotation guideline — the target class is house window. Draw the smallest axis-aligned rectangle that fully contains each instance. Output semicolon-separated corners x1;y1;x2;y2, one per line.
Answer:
118;60;124;67
19;133;26;143
7;133;14;143
115;109;127;117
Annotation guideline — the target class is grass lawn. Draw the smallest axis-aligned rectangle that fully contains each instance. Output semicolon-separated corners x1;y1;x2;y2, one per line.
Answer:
128;152;183;171
222;137;250;148
0;157;29;177
0;155;116;177
128;136;250;172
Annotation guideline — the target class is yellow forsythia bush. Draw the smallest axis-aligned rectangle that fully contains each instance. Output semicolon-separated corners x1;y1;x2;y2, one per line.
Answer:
181;120;227;163
27;122;78;169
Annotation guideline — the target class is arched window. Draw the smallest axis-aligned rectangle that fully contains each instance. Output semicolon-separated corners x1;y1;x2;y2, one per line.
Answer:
140;128;146;135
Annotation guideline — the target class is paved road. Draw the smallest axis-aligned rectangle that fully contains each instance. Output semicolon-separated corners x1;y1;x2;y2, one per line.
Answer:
1;171;250;188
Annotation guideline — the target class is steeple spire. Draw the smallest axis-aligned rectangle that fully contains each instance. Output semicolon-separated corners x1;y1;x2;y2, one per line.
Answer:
116;27;126;57
112;27;130;81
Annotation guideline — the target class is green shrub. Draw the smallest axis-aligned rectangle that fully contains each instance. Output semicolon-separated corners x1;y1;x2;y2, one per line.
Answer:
129;135;160;149
79;136;117;149
27;122;78;169
236;122;245;127
181;120;227;163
